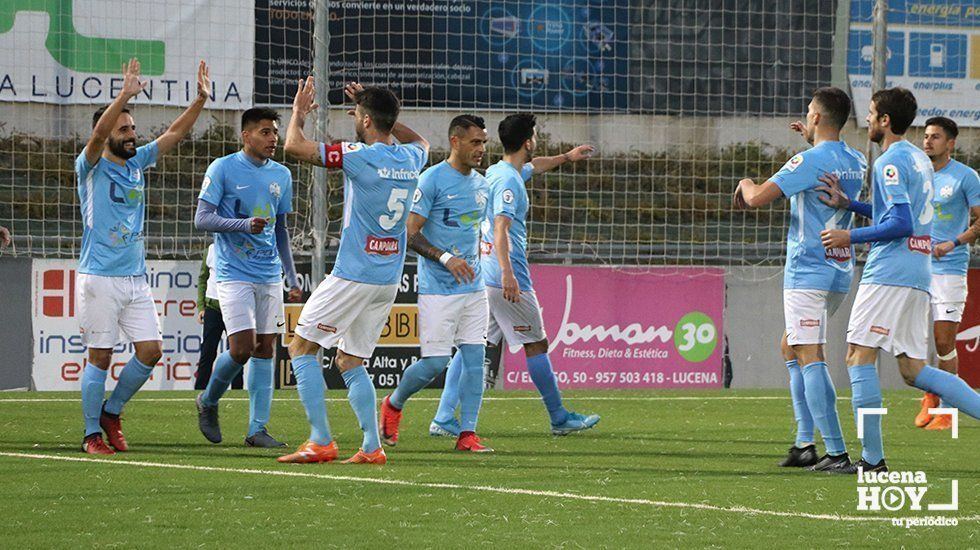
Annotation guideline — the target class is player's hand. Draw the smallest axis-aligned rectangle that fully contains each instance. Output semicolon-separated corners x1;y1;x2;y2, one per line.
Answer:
293;76;319;116
565;144;596;162
121;58;148;98
934;240;955;258
732;180;750;210
287;286;302;302
0;226;10;249
197;310;205;324
344;81;365;102
445;257;476;284
816;173;849;210
821;229;851;249
249;217;268;234
502;272;521;303
196;60;211;100
789;120;812;144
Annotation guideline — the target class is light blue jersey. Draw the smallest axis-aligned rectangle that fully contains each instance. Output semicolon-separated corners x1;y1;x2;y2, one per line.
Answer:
770;141;867;293
481;160;535;291
76;141;159;277
322;141;428;285
861;140;935;292
931;159;980;276
411;161;490;295
198;151;293;284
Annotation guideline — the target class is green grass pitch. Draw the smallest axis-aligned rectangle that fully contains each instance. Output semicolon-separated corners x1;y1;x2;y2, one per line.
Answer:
0;389;976;547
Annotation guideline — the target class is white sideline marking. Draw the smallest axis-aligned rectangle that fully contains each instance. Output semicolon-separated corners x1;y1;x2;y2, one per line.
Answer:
0;396;789;403
3;451;972;524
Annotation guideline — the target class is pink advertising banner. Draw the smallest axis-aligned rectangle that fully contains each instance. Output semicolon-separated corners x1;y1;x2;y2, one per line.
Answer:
502;266;725;389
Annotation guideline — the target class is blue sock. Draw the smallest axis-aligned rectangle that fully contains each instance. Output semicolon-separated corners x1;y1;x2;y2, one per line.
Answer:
292;355;331;445
81;364;108;437
247;357;274;437
848;364;884;464
801;362;846;455
104;356;154;416
390;356;450;410
786;360;814;447
433;351;463;424
913;366;980;419
200;351;244;407
457;344;486;432
527;353;568;425
342;366;381;453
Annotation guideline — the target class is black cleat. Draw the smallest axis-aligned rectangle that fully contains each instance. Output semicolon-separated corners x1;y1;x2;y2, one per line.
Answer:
196;393;222;444
244;429;287;448
835;458;888;475
779;444;818;467
808;452;852;472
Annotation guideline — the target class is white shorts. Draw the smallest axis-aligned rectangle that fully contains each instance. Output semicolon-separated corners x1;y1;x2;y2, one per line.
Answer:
76;274;162;349
294;275;399;359
418;291;489;356
847;284;930;360
486;287;547;346
217;280;285;336
930;273;968;323
783;289;846;346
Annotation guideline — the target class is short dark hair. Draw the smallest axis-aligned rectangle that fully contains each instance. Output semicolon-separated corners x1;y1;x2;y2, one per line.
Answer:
92;105;131;128
925;116;958;139
498;113;537;154
353;87;400;133
812;87;851;131
448;115;486;139
870;87;917;135
241;107;281;131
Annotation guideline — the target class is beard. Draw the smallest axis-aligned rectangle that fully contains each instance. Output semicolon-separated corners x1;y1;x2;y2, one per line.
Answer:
868;127;884;144
108;137;138;159
355;124;366;143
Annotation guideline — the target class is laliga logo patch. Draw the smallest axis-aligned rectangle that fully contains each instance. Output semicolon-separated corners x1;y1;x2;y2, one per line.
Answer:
883;164;900;185
503;189;515;204
344;142;363;152
201;175;211;191
785;154;804;172
940;185;953;199
269;182;282;199
413;188;423;204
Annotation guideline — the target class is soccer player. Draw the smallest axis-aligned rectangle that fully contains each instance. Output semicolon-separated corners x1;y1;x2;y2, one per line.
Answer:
429;113;600;437
734;87;865;472
915;117;980;430
277;77;428;464
377;115;493;452
821;88;980;473
77;58;210;455
195;243;243;391
193;107;301;448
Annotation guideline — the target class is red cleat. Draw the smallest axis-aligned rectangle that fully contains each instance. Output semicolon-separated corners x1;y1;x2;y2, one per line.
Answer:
342;447;388;465
915;393;940;427
379;395;402;446
455;431;494;453
82;434;115;455
100;408;129;452
277;440;339;463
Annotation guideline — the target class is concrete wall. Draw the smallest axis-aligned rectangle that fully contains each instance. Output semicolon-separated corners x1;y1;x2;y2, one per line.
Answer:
0;256;33;390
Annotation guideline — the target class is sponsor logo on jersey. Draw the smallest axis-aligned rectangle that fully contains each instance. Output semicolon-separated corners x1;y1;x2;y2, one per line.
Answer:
825;246;852;262
365;235;400;255
908;235;932;254
883;164;899;185
316;323;337;333
799;319;821;328
377;167;420;180
870;325;890;336
786;154;804;172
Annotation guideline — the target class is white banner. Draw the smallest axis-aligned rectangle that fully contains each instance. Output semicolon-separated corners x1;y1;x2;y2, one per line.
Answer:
31;259;211;391
0;1;254;107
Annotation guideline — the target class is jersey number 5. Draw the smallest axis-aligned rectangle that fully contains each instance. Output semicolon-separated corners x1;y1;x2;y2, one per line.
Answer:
379;188;410;231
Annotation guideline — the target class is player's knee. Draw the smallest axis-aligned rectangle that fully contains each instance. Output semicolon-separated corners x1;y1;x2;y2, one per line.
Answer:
288;336;316;358
228;346;252;365
136;342;162;366
252;341;274;359
88;349;112;369
935;336;956;356
335;350;364;372
524;339;548;357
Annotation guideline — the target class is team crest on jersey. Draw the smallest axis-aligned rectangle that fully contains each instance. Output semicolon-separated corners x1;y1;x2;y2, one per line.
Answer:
785;154;804;172
475;190;488;208
269;182;282;200
883;164;899;185
940;185;953;199
201;175;212;191
502;189;515;204
133;169;142;182
413;188;423;204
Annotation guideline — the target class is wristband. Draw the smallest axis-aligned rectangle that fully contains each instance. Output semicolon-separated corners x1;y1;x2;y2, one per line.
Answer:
439;252;454;266
954;237;963;247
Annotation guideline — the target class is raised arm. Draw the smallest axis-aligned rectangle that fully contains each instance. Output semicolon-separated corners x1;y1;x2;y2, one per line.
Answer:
406;212;473;283
154;61;210;156
531;144;594;175
84;58;147;167
284;76;326;166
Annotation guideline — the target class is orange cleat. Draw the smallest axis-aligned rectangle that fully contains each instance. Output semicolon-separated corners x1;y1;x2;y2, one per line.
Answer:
379;395;402;446
914;393;940;428
924;414;952;431
82;434;115;455
277;440;338;463
455;432;494;453
342;447;388;465
100;408;128;452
